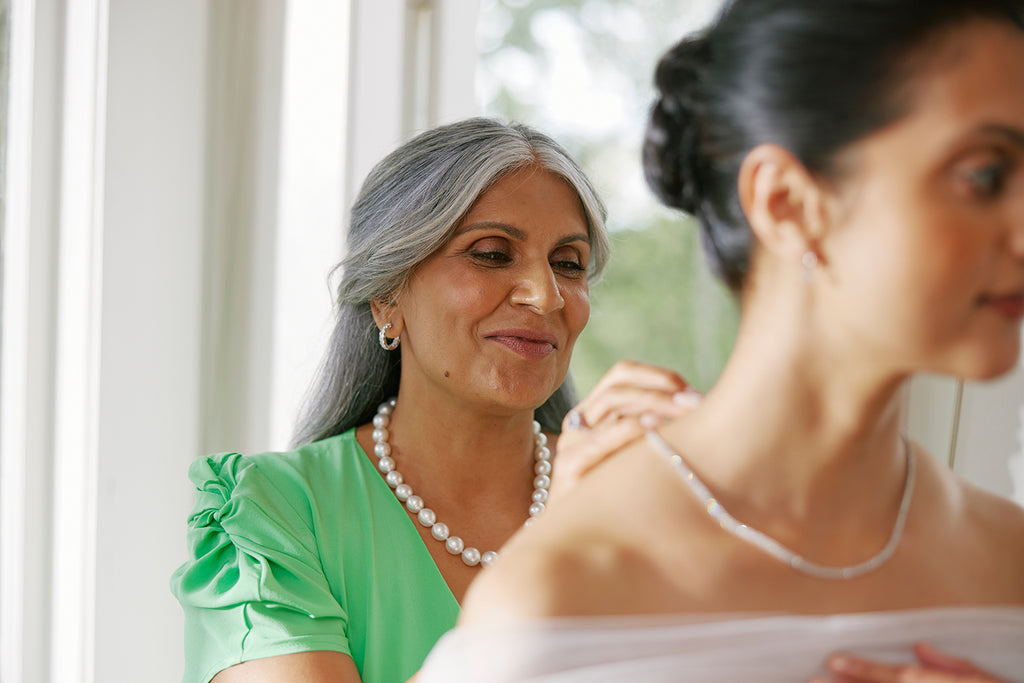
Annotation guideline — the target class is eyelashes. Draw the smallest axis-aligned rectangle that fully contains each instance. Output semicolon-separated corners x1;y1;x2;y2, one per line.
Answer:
468;249;587;277
964;161;1010;198
470;250;513;265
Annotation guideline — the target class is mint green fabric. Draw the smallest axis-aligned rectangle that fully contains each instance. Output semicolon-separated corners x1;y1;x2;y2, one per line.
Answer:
170;429;460;683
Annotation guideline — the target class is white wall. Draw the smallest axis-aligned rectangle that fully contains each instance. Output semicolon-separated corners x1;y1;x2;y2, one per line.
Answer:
0;1;480;682
92;2;208;680
907;363;1024;507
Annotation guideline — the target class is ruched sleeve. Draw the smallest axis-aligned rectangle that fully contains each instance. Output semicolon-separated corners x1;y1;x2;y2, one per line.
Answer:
170;452;349;683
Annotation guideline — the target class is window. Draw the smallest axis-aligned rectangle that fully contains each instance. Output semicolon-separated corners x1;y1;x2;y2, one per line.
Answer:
477;0;738;394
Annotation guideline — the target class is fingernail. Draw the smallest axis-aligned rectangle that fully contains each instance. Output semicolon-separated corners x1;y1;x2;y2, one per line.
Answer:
673;390;702;408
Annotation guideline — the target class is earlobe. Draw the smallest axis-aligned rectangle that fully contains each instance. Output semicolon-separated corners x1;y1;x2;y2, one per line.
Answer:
370;298;405;338
738;144;826;260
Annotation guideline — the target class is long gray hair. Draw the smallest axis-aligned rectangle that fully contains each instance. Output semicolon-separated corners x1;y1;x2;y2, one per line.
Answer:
291;118;610;446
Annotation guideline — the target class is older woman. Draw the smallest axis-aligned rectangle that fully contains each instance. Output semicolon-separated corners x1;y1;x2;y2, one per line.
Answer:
418;1;1024;681
170;118;693;683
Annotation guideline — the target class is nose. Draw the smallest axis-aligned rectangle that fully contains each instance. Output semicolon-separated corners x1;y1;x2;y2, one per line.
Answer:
509;262;565;314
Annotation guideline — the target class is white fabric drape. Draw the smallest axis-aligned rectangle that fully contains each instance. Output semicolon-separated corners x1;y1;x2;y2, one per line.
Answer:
418;607;1024;682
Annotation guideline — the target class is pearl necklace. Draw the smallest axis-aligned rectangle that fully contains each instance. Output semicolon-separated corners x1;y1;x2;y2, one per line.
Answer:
371;398;552;567
646;431;915;580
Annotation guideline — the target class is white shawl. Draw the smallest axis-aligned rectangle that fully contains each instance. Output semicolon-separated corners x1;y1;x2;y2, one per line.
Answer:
418;607;1024;682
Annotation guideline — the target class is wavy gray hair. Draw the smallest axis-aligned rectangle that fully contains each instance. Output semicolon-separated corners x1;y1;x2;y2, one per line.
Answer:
292;118;610;446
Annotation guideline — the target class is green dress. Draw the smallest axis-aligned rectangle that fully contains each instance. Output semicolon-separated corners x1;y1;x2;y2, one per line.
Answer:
170;429;460;683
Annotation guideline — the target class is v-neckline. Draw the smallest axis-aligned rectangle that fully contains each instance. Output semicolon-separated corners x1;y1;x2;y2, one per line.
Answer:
352;429;461;607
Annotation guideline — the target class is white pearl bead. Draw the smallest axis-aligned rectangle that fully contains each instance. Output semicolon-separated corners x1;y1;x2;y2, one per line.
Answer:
417;508;436;527
461;547;481;566
388;398;397;407
373;398;544;572
524;516;537;527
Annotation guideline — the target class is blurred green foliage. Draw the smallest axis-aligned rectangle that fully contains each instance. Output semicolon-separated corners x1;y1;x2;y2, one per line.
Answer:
572;214;738;394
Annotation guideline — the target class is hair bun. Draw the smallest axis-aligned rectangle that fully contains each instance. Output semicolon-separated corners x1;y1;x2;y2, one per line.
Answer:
643;36;711;216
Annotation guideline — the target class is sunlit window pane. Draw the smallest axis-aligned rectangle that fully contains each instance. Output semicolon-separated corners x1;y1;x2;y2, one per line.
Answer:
477;0;737;393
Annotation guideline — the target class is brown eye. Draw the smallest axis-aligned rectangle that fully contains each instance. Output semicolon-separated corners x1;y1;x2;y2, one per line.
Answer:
551;247;585;276
954;148;1013;201
471;250;512;265
468;237;513;265
965;161;1009;198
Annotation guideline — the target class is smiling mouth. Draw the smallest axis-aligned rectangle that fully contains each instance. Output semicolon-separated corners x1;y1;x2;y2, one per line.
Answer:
486;330;558;361
979;292;1024;320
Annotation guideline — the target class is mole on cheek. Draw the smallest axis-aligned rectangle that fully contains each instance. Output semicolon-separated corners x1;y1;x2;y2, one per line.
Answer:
444;370;450;378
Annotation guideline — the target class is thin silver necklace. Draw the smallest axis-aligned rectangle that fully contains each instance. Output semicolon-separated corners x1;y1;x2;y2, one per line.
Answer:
371;398;551;567
646;431;915;580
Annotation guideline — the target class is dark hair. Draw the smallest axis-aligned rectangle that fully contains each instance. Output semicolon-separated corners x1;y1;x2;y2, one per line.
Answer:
643;0;1024;291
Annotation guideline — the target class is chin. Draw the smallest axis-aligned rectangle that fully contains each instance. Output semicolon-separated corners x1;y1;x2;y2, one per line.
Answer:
946;340;1021;382
491;379;566;415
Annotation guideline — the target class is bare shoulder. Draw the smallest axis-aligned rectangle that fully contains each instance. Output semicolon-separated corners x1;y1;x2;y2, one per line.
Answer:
921;448;1024;597
460;439;670;626
458;518;628;626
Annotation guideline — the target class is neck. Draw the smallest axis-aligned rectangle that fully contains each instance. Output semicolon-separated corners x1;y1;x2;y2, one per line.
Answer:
384;385;539;503
664;289;912;530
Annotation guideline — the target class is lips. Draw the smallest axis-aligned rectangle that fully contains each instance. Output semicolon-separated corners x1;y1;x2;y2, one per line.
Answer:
486;329;559;361
979;291;1024;320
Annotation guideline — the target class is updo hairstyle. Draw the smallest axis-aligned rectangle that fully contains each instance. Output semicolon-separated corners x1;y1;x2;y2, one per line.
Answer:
643;0;1024;291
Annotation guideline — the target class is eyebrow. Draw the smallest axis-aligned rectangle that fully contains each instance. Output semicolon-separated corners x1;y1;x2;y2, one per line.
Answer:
970;123;1024;148
456;221;591;246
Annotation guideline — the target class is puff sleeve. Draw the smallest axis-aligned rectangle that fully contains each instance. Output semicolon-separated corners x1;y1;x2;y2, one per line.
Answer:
170;452;349;683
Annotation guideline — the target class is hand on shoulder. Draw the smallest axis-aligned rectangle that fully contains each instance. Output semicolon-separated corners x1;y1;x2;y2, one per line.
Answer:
551;360;699;500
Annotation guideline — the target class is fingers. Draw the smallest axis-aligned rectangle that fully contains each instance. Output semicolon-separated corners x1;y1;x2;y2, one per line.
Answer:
570;360;698;428
824;653;912;682
549;361;703;501
815;652;1007;683
912;644;991;677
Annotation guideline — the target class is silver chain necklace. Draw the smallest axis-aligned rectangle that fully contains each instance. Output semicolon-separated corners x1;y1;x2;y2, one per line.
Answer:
646;431;915;580
371;398;551;567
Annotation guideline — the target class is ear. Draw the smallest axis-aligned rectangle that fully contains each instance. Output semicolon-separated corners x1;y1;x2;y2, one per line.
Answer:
370;297;405;337
737;144;829;262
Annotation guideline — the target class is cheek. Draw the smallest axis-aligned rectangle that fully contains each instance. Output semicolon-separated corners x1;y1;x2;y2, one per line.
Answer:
437;270;510;317
562;284;591;341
